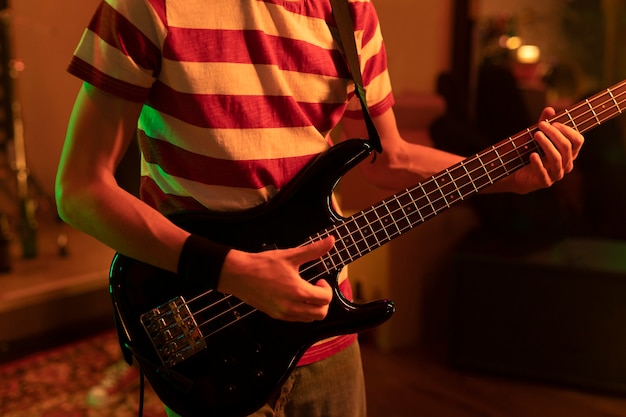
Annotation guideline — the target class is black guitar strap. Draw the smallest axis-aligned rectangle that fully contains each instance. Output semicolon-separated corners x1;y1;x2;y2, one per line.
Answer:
330;0;383;154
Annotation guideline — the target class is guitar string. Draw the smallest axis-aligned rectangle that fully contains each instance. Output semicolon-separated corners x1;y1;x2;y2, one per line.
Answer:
187;84;626;338
185;83;626;338
304;82;626;274
172;82;626;343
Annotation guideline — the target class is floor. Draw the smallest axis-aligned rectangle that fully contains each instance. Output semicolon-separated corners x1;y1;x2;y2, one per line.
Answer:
362;341;626;417
3;218;626;417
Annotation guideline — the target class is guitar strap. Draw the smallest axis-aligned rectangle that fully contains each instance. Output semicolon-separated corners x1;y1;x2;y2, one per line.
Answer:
330;0;383;154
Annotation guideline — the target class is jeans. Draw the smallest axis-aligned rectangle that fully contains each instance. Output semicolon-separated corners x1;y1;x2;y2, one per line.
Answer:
165;340;366;417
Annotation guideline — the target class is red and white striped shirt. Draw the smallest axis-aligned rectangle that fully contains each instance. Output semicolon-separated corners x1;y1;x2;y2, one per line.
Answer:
69;0;393;213
68;0;394;365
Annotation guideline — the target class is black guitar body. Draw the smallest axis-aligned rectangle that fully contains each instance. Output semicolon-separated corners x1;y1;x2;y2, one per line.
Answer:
109;139;396;417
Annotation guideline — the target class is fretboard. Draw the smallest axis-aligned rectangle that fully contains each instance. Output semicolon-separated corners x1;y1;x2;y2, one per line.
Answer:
306;79;626;278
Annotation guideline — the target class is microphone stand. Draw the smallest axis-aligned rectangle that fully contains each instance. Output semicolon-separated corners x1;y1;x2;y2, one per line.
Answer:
0;2;37;259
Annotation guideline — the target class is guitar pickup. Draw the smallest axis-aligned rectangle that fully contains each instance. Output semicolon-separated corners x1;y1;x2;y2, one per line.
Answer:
141;296;207;367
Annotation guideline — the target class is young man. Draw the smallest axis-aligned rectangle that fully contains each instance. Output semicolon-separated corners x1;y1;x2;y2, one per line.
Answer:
56;1;584;416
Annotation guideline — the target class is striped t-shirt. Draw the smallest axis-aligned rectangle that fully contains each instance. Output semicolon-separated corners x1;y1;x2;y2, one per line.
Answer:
68;0;394;365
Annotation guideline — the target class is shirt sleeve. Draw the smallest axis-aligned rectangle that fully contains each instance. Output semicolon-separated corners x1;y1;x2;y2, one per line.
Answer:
67;0;166;102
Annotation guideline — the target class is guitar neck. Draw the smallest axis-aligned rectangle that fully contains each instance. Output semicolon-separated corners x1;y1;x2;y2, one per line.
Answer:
306;79;626;278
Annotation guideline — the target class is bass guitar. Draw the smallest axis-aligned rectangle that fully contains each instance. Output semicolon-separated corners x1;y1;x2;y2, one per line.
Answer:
110;79;626;417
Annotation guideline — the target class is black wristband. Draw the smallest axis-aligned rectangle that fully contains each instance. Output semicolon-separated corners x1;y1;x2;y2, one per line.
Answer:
177;234;231;290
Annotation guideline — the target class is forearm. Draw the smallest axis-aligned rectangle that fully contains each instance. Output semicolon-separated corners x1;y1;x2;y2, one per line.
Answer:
56;175;189;273
359;140;546;196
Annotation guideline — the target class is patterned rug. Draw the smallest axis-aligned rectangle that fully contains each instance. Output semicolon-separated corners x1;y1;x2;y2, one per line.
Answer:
0;330;167;417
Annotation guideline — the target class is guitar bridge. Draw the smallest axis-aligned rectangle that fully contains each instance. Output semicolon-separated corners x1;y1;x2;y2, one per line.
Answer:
140;296;207;367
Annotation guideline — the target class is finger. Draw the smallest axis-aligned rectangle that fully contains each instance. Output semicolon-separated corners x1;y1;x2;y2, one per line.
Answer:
527;152;551;187
533;124;564;180
554;123;584;160
286;235;336;266
539;106;556;121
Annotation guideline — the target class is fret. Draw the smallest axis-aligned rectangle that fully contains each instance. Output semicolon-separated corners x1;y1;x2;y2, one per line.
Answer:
459;161;479;194
478;148;508;184
525;128;535;143
591;92;620;126
509;134;526;163
590;93;610;114
552;112;571;126
462;158;493;190
608;88;621;114
435;170;460;207
510;131;537;157
494;139;518;174
493;145;510;176
320;249;338;273
450;164;475;198
335;224;362;256
372;204;393;242
404;190;425;224
363;208;390;246
410;183;435;219
421;178;447;214
329;250;350;273
564;109;578;131
396;192;422;226
432;176;449;208
349;219;373;256
475;154;493;184
330;241;350;267
568;101;596;132
567;100;589;121
501;133;533;172
586;99;601;124
383;197;406;236
354;213;381;251
334;223;360;261
411;185;435;220
578;114;600;132
393;195;412;233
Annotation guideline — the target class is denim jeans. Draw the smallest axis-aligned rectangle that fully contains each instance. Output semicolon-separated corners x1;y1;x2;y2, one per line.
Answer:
165;340;366;417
